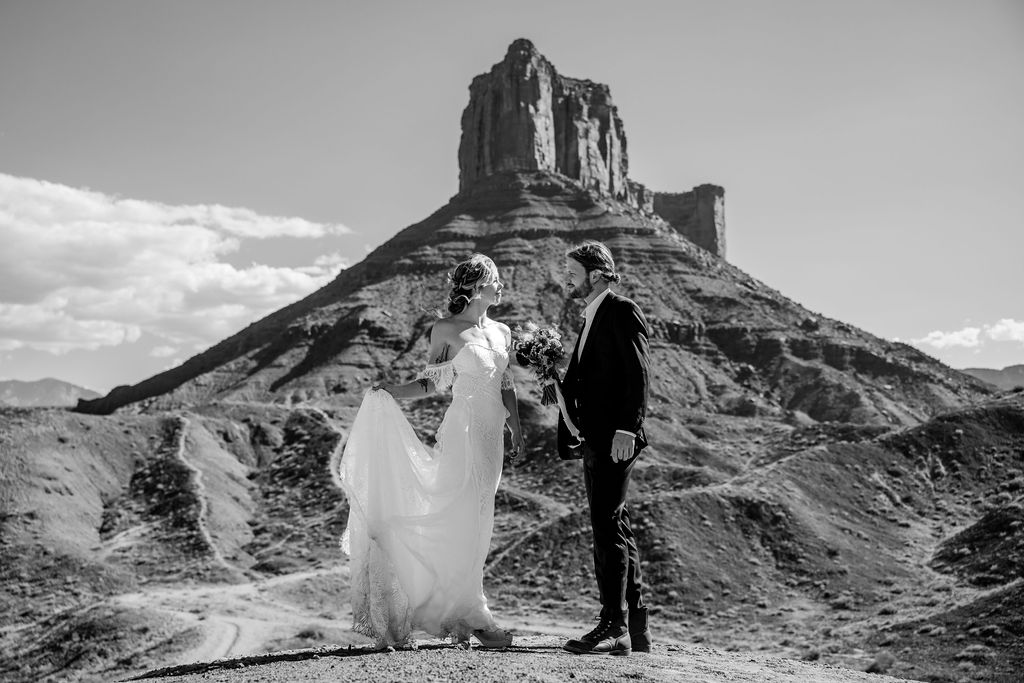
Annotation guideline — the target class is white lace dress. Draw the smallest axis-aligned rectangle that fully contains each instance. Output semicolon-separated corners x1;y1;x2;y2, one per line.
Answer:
338;338;514;647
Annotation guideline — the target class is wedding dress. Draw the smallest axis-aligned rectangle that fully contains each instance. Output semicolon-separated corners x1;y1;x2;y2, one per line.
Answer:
337;336;514;647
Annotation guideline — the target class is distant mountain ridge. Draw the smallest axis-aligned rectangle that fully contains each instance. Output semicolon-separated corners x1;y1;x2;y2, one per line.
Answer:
962;364;1024;390
0;378;101;407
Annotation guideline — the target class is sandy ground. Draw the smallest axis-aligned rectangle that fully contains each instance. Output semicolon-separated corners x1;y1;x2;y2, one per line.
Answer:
106;566;907;683
132;635;906;683
111;567;906;683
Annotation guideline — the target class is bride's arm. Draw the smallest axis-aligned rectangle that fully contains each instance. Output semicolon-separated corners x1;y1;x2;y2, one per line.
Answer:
501;385;524;457
375;376;436;399
499;322;525;458
374;321;453;399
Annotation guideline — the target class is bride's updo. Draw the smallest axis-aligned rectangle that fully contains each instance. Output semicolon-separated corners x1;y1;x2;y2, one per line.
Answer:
447;254;498;314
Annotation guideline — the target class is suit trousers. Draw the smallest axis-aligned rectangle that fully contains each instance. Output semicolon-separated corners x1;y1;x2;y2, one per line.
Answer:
582;441;646;622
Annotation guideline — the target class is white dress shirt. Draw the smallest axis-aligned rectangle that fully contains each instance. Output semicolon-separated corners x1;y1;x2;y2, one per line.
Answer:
577;288;611;360
576;288;635;440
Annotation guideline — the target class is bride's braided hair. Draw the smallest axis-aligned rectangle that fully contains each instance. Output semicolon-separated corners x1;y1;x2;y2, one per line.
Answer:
447;254;498;314
566;240;621;284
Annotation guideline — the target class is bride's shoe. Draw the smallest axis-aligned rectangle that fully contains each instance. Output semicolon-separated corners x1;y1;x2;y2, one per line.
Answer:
374;635;419;651
473;628;513;649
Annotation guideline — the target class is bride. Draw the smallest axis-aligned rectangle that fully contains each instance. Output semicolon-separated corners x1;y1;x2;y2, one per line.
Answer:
336;254;525;650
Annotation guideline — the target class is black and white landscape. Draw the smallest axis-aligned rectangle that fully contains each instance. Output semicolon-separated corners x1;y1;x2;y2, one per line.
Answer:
1;4;1022;683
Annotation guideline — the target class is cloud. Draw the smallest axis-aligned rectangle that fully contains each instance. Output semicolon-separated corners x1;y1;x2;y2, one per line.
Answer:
0;173;351;355
912;327;982;349
987;318;1024;343
150;345;178;358
910;319;1024;352
0;302;141;353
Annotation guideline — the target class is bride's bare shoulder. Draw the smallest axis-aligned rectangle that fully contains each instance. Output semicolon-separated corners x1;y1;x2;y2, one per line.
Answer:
428;317;462;346
430;317;457;332
491;320;512;345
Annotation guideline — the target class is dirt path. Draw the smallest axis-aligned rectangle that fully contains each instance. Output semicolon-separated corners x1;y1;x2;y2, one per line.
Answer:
114;567;361;664
175;416;235;574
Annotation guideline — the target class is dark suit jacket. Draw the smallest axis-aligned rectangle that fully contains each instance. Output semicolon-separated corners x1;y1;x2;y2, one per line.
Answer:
557;290;650;460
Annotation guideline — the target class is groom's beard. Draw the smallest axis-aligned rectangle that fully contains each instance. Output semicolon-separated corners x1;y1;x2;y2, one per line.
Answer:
567;277;592;300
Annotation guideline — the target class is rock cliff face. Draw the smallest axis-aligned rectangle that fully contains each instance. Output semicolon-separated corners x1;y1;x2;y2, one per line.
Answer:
458;39;631;207
653;184;727;258
458;40;560;188
458;38;724;257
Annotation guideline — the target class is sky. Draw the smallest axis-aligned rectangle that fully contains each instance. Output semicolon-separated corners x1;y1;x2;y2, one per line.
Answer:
0;0;1022;393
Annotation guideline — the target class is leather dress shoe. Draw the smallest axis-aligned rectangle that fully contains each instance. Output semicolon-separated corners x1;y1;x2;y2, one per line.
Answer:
563;617;631;656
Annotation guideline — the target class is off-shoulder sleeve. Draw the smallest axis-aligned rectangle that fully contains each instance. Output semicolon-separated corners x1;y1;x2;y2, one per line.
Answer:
500;366;516;390
416;361;455;392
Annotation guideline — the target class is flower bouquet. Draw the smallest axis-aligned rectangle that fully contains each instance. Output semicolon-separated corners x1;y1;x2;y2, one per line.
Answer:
513;322;582;441
512;322;565;406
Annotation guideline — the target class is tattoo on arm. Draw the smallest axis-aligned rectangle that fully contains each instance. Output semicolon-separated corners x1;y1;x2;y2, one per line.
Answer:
416;378;430;393
433;344;451;364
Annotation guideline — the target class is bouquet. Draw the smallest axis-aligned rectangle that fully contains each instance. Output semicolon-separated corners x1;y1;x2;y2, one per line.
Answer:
512;322;565;406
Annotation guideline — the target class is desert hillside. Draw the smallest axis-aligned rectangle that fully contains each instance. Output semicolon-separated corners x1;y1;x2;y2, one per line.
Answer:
2;392;1022;682
1;39;1020;683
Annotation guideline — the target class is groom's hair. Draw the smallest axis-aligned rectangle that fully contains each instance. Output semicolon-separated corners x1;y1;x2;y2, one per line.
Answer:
566;241;621;284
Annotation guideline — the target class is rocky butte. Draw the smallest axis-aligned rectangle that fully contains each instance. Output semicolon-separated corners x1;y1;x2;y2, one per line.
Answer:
1;39;1020;683
73;38;980;420
459;38;726;257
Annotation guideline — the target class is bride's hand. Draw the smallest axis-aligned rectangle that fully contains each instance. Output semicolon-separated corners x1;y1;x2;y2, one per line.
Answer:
508;431;526;462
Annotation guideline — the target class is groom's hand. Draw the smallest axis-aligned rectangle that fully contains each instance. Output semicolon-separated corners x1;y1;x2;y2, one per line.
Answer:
610;431;635;462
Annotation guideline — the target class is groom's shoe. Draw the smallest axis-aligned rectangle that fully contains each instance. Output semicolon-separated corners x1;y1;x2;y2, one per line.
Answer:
629;608;653;653
563;617;631;656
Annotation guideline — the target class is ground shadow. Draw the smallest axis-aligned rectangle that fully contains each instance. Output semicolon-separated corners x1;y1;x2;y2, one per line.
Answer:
127;641;565;680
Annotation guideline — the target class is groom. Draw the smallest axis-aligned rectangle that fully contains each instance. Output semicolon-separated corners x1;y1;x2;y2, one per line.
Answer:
557;240;652;656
